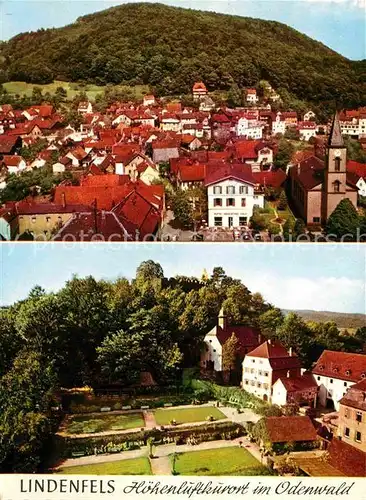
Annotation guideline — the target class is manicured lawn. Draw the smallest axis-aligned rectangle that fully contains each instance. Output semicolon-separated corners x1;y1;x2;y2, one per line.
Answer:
154;406;226;425
171;447;269;476
65;412;144;434
3;81;149;100
57;457;151;475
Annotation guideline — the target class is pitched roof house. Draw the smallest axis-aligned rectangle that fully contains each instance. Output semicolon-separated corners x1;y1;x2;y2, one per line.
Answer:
242;339;302;402
338;378;366;451
313;350;366;410
264;416;318;445
201;307;261;373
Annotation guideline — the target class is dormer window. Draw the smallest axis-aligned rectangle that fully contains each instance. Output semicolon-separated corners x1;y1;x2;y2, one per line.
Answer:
345;370;351;376
361;373;366;379
319;365;324;371
333;367;338;373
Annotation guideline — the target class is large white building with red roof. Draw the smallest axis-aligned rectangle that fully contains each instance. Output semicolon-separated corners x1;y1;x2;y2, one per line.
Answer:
312;350;366;410
242;339;302;402
205;164;264;228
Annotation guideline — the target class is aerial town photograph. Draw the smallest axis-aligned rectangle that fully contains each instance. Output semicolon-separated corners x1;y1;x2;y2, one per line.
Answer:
0;1;365;242
0;243;365;477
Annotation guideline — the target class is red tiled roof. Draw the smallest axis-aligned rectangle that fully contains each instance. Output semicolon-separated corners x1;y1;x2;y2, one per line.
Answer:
327;438;366;477
178;163;206;182
312;350;366;382
279;373;318;393
339;378;366;411
0;135;20;153
347;160;366;178
80;174;130;188
247;340;302;370
233;140;263;159
292;155;324;190
53;211;131;242
193;82;207;91
265;416;318;443
205;163;255;186
252;170;286;188
216;325;260;357
2;155;24;166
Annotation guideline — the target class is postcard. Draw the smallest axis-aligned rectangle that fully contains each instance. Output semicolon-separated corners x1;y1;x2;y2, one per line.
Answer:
0;0;365;498
0;242;365;499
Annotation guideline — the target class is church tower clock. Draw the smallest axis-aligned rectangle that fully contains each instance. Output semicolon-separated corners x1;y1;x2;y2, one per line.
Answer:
322;113;347;224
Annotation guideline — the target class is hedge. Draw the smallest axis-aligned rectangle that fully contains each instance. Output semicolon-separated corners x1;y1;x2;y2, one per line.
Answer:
54;420;246;459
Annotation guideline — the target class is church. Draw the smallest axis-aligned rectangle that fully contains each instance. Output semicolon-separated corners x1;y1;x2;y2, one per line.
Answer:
288;113;358;226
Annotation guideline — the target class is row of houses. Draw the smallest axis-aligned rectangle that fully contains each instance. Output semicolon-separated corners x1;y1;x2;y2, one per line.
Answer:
201;308;366;454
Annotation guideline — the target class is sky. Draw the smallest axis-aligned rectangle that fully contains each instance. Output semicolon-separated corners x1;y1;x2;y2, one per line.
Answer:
0;0;365;60
1;243;365;313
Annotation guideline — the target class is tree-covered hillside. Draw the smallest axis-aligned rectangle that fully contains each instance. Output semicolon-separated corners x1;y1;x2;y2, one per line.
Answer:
0;3;364;107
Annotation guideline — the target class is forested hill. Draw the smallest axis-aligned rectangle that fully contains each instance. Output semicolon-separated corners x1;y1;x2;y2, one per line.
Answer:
0;2;365;107
283;310;366;329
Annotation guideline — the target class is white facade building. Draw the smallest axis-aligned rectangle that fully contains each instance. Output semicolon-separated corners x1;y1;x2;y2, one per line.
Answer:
236;118;264;139
242;339;302;402
312;350;366;411
206;170;264;228
272;113;286;135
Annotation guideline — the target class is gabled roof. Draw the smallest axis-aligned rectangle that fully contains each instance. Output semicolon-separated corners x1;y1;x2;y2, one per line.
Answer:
246;340;302;370
2;155;24;166
193;82;207;91
312;350;366;382
252;170;286;188
0;135;20;153
278;373;317;393
339;378;366;411
265;416;318;443
204;163;256;186
328;113;344;148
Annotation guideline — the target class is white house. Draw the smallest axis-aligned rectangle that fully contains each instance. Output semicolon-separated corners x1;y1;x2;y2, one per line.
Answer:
304;110;316;122
78;101;93;114
242;339;302;402
297;121;317;141
2;155;27;175
201;307;260;372
272;112;286;135
246;89;258;104
143;95;156;107
236;117;264;140
205;164;264;228
312;350;366;411
272;372;318;407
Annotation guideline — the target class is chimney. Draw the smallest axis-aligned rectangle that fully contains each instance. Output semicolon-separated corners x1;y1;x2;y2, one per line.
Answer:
288;347;293;357
297;163;300;176
287;370;290;378
62;192;66;208
258;333;262;344
268;338;272;345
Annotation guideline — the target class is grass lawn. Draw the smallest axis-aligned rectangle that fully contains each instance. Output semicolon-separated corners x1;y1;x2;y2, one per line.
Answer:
3;81;149;101
171;447;269;476
65;412;144;434
57;457;151;475
154;406;226;425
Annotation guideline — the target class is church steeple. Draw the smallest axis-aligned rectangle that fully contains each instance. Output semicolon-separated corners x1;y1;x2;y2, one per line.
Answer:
328;112;344;148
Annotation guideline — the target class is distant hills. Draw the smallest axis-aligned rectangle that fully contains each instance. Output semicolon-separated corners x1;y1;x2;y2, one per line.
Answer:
0;2;365;108
283;309;365;330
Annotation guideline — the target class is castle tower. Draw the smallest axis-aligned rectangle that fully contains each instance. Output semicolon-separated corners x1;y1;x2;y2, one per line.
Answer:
322;113;347;224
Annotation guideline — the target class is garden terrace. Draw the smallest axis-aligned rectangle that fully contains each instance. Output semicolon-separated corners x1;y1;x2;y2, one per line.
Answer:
154;406;226;425
56;457;151;475
170;447;269;476
61;411;145;435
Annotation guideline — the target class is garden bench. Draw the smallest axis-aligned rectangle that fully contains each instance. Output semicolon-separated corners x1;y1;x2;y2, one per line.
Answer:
141;405;149;410
163;403;172;407
122;405;132;410
71;451;85;458
100;407;111;412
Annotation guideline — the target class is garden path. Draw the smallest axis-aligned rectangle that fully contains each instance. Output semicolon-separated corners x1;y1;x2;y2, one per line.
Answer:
143;410;157;429
149;456;172;475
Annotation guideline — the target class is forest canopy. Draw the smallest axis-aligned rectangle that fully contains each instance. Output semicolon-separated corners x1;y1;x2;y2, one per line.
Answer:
0;3;365;108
